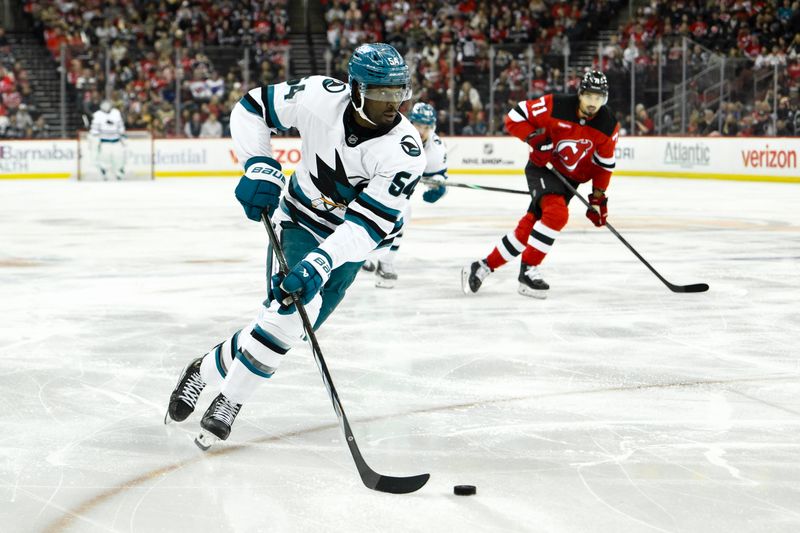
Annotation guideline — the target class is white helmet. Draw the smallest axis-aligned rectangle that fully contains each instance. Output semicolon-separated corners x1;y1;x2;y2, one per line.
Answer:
100;100;112;113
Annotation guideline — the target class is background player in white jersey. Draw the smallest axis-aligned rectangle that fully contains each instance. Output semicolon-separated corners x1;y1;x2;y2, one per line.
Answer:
89;100;126;180
362;102;449;288
164;43;426;449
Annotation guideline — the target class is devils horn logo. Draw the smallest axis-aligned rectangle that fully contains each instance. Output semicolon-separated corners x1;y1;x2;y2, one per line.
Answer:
555;139;593;171
400;135;421;157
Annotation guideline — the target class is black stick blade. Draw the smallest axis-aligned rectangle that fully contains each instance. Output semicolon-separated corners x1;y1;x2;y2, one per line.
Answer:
372;473;430;494
670;283;710;293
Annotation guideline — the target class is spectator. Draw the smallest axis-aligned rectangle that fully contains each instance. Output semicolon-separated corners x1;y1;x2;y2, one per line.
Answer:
462;110;488;135
206;71;225;99
698;109;718;135
3;113;23;138
199;112;222;138
634;104;654;135
0;111;8;137
721;113;739;136
457;80;482;112
0;28;9;58
15;104;34;132
184;111;203;138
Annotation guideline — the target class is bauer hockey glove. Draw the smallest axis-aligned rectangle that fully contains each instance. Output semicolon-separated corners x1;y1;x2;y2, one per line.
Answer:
422;174;447;203
585;192;608;227
235;158;286;221
526;131;553;167
271;249;332;307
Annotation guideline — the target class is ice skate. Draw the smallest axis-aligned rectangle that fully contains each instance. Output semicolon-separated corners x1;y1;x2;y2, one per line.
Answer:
518;263;549;299
361;259;376;272
375;260;397;288
164;357;206;424
195;393;242;450
461;259;491;295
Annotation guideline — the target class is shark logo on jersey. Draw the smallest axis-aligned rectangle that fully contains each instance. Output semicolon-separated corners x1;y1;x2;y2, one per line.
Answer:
555;139;593;171
309;150;368;210
400;135;421;157
323;78;347;93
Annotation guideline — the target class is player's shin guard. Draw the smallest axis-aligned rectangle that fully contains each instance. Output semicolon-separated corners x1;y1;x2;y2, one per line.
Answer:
520;220;561;267
197;330;243;389
196;297;321;448
485;212;534;270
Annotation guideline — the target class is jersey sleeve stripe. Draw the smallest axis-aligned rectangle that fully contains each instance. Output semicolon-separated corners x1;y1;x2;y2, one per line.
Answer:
240;94;263;117
508;104;528;123
282;200;334;239
592;153;616;169
423;169;447;177
344;210;387;242
348;201;400;236
260;86;275;129
261;85;288;131
353;194;399;224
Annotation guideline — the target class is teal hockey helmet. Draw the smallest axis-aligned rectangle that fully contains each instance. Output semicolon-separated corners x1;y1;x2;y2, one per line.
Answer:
348;43;411;106
348;43;410;89
409;102;436;127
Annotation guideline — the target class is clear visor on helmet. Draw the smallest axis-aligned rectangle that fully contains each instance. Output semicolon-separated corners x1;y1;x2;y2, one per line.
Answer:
413;122;433;136
362;85;412;103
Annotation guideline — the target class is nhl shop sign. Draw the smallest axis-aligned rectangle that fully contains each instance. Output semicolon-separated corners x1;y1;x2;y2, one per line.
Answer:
663;141;711;168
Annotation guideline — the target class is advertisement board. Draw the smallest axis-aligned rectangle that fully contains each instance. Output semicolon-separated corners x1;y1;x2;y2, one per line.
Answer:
0;140;78;179
1;136;796;183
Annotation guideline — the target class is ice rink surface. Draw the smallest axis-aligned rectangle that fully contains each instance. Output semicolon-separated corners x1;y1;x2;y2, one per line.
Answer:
2;175;799;533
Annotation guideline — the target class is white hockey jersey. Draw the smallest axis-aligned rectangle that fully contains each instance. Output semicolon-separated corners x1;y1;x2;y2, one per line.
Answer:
422;132;448;180
234;76;427;269
90;108;125;141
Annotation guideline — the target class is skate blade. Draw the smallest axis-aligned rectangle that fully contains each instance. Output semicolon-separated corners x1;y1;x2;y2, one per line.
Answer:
194;429;219;451
164;410;172;425
460;267;474;295
517;284;548;299
374;278;395;289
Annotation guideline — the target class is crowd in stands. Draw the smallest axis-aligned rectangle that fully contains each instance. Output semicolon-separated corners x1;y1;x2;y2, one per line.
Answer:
21;0;289;138
324;0;624;135
0;27;52;138
601;0;800;135
4;0;799;139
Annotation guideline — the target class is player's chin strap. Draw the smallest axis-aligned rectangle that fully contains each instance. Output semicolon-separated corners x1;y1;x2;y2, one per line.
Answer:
353;83;377;127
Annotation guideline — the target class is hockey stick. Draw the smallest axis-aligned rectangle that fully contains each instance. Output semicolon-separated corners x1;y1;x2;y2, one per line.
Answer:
422;177;529;195
260;214;430;494
546;163;709;293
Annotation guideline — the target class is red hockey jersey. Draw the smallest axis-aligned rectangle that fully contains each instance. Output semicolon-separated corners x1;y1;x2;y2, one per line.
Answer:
504;94;620;191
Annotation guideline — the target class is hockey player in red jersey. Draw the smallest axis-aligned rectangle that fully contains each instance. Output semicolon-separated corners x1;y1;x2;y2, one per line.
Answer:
461;70;620;299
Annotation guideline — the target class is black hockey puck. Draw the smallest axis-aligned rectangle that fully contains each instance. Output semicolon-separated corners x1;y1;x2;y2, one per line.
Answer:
453;484;476;496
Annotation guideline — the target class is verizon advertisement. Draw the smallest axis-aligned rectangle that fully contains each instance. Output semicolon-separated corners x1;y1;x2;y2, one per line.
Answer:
0;136;796;182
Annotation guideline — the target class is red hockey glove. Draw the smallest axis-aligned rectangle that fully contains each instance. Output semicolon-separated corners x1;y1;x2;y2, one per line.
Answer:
585;192;608;227
526;132;553;167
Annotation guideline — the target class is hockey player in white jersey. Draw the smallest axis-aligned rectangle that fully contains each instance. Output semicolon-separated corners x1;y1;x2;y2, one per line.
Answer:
89;100;126;180
362;102;449;287
165;43;427;449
